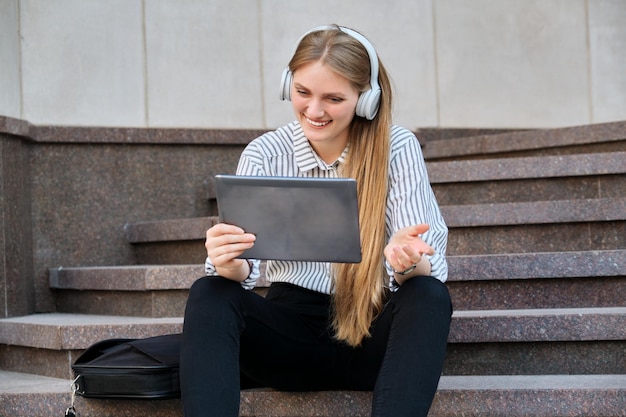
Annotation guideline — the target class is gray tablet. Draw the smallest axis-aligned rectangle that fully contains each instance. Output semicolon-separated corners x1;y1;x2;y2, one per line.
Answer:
214;175;362;263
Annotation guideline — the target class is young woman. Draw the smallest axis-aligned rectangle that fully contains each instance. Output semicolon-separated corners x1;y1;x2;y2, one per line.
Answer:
180;25;452;417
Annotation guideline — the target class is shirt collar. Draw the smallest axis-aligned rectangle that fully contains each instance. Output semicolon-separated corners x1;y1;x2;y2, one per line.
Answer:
291;121;349;173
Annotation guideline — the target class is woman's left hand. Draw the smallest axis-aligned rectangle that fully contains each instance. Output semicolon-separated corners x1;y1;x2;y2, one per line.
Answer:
384;224;435;283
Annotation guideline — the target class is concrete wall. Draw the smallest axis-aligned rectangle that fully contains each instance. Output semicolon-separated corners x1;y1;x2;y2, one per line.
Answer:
1;0;625;130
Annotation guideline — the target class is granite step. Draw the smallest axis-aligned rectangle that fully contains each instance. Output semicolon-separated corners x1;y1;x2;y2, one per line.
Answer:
427;151;625;205
194;150;626;206
447;249;625;310
197;150;626;207
49;250;626;316
50;265;201;317
445;198;625;228
421;120;626;161
1;370;625;417
0;314;183;380
445;198;625;256
124;197;625;263
1;308;624;379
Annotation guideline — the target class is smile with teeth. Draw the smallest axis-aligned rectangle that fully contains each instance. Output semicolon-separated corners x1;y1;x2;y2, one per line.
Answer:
305;116;331;127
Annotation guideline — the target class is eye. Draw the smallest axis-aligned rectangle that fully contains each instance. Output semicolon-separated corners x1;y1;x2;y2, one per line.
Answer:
296;89;310;97
328;96;344;103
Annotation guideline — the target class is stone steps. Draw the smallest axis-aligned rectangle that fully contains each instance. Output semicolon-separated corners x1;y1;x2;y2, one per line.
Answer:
2;370;625;417
1;121;624;416
124;197;626;244
0;314;183;380
1;307;624;379
48;264;203;317
122;197;625;263
118;145;626;270
447;250;625;310
429;151;625;205
421;120;626;160
48;250;626;317
445;197;625;256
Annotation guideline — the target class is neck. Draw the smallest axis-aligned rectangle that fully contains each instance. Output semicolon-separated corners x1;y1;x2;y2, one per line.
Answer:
309;139;348;165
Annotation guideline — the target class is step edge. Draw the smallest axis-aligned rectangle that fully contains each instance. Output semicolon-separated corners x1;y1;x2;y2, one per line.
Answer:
48;250;626;291
422;120;626;159
427;151;626;183
49;264;205;290
122;197;626;244
0;314;183;350
127;198;626;244
2;309;624;349
442;197;626;227
2;370;625;394
447;249;626;281
124;217;216;243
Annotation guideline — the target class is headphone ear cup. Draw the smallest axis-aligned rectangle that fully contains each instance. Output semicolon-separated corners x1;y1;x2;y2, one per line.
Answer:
356;87;382;120
279;67;293;101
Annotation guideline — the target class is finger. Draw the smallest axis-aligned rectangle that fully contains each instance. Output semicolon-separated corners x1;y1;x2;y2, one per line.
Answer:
208;241;255;267
386;250;402;272
206;223;246;238
409;242;435;257
407;223;430;237
206;230;255;257
206;224;255;244
207;233;255;252
392;246;414;270
211;239;255;255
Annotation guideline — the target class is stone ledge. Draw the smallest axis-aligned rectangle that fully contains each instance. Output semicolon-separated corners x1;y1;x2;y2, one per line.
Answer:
449;250;626;281
448;307;626;343
0;314;183;350
427;151;626;183
415;127;523;143
0;114;511;149
4;114;623;160
1;371;625;417
122;198;626;244
444;198;625;227
2;308;624;350
422;120;626;160
124;217;215;243
49;264;269;291
33;125;268;145
0;115;34;138
49;265;205;291
48;250;626;291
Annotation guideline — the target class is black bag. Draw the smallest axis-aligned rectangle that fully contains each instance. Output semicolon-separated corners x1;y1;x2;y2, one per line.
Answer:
72;333;181;399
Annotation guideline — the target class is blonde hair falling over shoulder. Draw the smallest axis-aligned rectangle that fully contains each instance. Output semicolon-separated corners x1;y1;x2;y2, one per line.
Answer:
289;26;393;346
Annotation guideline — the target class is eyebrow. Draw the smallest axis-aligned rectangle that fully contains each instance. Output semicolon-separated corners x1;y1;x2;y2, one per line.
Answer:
293;82;348;98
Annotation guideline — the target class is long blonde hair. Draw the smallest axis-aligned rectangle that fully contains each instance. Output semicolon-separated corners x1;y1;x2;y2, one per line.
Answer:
288;26;393;346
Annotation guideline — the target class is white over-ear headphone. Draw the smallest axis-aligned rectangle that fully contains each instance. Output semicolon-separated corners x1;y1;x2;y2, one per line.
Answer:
279;25;382;120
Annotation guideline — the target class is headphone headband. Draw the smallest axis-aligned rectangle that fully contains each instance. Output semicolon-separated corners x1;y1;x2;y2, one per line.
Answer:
279;25;382;120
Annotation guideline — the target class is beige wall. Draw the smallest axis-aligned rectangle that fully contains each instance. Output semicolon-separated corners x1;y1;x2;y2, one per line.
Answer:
1;0;625;129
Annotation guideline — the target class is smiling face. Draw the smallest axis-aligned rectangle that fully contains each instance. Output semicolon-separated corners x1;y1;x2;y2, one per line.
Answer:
291;61;360;162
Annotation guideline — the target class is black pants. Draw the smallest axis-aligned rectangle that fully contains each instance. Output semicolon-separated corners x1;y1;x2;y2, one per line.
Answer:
180;276;452;417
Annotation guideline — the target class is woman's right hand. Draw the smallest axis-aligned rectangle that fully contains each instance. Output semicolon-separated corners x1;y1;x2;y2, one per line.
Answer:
205;223;256;281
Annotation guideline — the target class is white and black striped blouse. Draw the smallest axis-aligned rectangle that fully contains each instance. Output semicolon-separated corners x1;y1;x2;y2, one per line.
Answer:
205;121;448;294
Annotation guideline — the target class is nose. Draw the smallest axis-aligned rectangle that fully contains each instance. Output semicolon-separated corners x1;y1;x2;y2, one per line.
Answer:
307;98;325;118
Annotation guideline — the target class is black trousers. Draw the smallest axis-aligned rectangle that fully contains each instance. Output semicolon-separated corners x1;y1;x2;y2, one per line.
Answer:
180;275;452;417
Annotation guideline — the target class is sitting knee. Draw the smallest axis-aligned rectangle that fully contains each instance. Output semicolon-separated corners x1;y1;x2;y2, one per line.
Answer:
184;276;248;323
187;276;244;304
395;276;452;314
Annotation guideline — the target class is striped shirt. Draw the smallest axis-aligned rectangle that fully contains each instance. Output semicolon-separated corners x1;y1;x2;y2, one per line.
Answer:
205;121;448;294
